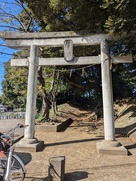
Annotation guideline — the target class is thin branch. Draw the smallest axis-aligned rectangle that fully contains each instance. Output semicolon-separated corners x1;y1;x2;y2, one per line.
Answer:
15;0;34;32
0;0;33;32
0;11;26;31
0;25;24;31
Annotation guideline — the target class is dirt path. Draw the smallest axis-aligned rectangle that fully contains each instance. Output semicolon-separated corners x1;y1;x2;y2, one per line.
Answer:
18;121;136;181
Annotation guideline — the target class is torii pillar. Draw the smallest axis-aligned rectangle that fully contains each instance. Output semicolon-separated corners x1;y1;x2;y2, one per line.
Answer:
0;31;132;154
23;45;39;140
17;45;44;152
96;41;125;155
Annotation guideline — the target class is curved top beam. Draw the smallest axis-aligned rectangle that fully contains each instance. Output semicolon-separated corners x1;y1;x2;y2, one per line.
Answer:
0;31;107;39
0;30;135;48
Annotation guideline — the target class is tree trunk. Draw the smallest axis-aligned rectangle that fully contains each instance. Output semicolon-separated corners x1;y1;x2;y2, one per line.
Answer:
48;68;59;121
38;66;50;120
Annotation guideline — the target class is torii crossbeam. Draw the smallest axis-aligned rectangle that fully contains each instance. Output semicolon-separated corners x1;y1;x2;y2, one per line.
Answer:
0;31;133;154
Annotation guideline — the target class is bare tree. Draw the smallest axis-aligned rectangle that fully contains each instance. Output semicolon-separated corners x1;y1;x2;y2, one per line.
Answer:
0;0;34;32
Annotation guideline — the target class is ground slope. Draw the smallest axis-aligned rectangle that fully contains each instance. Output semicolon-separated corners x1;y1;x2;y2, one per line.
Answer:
49;96;136;142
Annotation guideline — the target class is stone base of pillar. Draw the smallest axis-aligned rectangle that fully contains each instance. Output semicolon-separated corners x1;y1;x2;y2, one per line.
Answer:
96;140;128;156
15;138;44;152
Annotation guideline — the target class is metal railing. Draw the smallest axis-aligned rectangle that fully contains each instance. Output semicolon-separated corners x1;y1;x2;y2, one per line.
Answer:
0;112;25;119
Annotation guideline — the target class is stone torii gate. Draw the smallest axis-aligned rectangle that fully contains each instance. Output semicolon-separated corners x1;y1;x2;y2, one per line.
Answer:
0;31;132;154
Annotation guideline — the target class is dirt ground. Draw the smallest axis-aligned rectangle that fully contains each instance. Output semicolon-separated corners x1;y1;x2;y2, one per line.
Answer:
18;122;136;181
16;97;136;181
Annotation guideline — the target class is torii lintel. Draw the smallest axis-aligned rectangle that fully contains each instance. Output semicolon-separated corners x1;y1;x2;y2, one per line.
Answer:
10;54;133;67
0;30;135;48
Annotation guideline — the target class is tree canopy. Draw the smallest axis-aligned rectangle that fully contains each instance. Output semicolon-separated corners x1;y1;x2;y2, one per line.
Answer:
0;0;136;121
20;0;105;32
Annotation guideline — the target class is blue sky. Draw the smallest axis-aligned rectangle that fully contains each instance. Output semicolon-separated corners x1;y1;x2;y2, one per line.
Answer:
0;39;17;95
0;0;22;95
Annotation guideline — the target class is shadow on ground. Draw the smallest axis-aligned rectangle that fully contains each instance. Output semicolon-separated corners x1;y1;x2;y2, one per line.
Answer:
25;171;89;181
25;177;48;181
40;137;103;151
15;152;32;165
115;122;136;136
65;171;89;181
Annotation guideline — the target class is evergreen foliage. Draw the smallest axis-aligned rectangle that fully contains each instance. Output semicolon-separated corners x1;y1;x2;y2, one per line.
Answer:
0;0;136;120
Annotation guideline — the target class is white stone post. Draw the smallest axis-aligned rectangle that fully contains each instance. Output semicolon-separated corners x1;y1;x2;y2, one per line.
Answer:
24;44;39;142
101;41;115;141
